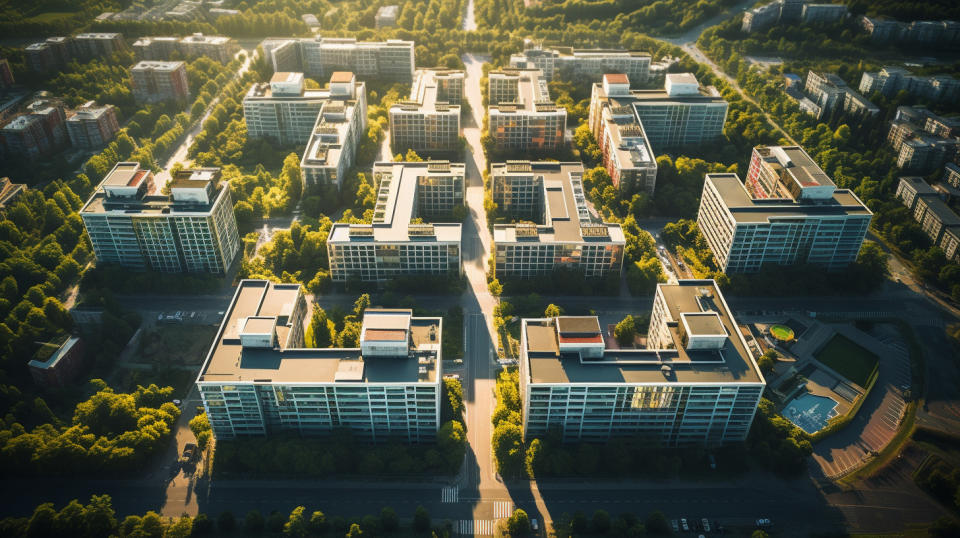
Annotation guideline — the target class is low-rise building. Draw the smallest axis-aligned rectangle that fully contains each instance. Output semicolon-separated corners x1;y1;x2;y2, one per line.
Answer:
742;2;781;33
944;162;960;190
197;281;442;441
510;43;651;84
262;37;415;81
66;101;120;149
73;33;126;60
299;72;368;189
940;226;960;261
491;161;625;279
375;5;399;28
487;68;567;152
914;194;960;245
698;146;872;273
859;66;960;104
887;107;960;173
519;279;764;445
327;161;463;282
178;33;239;63
896;176;938;212
803;70;878;119
0;177;26;211
80;163;240;274
0;97;67;160
28;335;86;389
390;69;463;153
589;74;658;195
859;16;960;46
131;60;189;103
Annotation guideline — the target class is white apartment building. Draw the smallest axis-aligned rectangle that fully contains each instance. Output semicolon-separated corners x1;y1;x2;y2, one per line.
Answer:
244;72;335;146
327;161;463;282
262;37;415;81
299;72;368;189
390;69;463;153
492;161;625;278
588;74;659;195
519;279;765;445
509;43;651;84
697;146;872;273
375;5;399;28
80;163;240;274
178;33;239;63
197;280;442;442
487;69;566;152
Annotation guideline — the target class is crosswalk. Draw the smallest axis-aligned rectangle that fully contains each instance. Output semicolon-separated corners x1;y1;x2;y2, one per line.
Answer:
458;520;495;535
494;501;513;518
441;486;458;503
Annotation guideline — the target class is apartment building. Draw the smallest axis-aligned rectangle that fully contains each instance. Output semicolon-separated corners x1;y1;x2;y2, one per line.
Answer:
509;44;651;84
389;69;463;153
491;161;625;278
130;61;190;102
28;335;87;389
80;163;240;274
262;37;415;81
66;101;120;149
803;70;878;120
244;72;333;145
941;226;960;262
179;33;239;63
132;36;180;60
327;161;463;282
887;107;960;173
859;16;960;46
73;33;126;60
801;4;848;24
299;72;368;189
629;73;728;148
741;2;781;33
24;37;72;73
588;74;658;195
376;5;400;28
914;195;960;245
0;98;67;160
487;68;566;152
197;280;442;441
896;176;938;212
860;66;960;104
945;163;960;190
519;279;764;445
698;146;872;273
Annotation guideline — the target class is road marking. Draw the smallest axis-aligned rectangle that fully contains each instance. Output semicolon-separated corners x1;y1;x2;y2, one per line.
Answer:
442;486;459;503
459;520;495;535
494;501;512;518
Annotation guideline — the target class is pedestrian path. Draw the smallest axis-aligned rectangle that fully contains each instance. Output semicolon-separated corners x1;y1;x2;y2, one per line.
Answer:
458;520;495;535
494;500;513;518
442;486;458;503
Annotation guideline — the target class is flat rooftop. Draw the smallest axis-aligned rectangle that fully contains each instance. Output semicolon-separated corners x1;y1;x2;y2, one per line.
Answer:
489;69;557;113
918;195;960;226
198;280;439;384
491;161;625;245
396;69;463;112
899;176;937;195
132;60;184;71
755;146;835;190
524;280;764;385
328;161;463;244
706;173;872;224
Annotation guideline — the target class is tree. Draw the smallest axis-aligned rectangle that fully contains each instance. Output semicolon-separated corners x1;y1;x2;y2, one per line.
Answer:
492;422;525;478
507;509;530;536
267;511;286;533
283;506;308;537
645;511;670;535
244;510;265;534
544;304;561;317
192;513;214;535
218;511;236;533
307;304;334;348
614;315;636;347
308;511;328;535
525;438;543;478
380;507;398;533
27;503;56;537
353;293;371;317
489;279;503;296
592;510;611;534
412;506;430;532
757;349;778;374
347;523;363;538
82;495;117;538
751;531;769;538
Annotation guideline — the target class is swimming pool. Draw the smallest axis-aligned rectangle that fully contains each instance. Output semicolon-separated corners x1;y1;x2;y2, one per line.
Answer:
782;393;839;434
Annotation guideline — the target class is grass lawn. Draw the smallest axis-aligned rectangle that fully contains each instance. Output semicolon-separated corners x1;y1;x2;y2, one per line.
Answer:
815;334;879;387
25;11;77;23
137;324;218;366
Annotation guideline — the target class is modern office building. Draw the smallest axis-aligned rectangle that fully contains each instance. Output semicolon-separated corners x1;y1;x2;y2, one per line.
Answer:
66;101;120;149
588;74;658;195
327;161;463;282
519;279;764;445
28;335;87;389
261;37;415;81
697;146;872;273
491;161;625;278
244;72;337;146
389;69;463;153
510;43;651;84
130;61;190;102
73;33;127;60
487;68;566;152
375;5;400;28
590;73;728;149
197;280;443;441
80;163;240;274
299;72;368;189
0;98;67;160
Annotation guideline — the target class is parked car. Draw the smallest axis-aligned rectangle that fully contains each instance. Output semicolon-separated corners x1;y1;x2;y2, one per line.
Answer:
531;519;539;532
681;518;689;532
179;443;198;466
702;519;710;532
756;518;771;528
671;520;679;533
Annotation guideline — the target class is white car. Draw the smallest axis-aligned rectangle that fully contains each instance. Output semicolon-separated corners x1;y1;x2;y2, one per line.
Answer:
702;519;710;532
671;520;679;533
531;519;539;531
681;518;689;532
